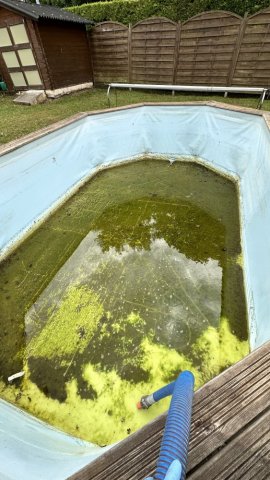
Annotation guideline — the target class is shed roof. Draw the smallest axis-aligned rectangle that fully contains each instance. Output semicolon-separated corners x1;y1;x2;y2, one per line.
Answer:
0;0;93;25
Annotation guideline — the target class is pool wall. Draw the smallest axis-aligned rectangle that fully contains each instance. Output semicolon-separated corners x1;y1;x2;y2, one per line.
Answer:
1;103;269;349
0;398;109;480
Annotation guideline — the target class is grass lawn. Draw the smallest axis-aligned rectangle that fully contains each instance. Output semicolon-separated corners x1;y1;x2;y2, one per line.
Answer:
1;88;269;145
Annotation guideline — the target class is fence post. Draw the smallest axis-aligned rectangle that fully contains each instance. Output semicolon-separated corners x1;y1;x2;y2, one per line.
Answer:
128;23;132;84
173;21;181;85
227;12;248;86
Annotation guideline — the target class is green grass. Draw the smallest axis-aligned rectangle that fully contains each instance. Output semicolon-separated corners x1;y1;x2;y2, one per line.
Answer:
0;88;269;145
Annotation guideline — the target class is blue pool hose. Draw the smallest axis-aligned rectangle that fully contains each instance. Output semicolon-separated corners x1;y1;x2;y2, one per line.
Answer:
137;371;194;480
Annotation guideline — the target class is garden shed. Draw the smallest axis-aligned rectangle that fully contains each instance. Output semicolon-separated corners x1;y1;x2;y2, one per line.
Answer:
0;0;93;92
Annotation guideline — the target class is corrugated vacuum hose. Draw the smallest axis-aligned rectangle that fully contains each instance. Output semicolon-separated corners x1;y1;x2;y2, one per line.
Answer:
137;371;194;480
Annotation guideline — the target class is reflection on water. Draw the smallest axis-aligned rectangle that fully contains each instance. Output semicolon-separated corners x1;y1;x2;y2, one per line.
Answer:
26;232;222;356
0;159;249;445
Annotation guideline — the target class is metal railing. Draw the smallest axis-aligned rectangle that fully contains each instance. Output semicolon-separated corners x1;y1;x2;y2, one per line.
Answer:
107;83;269;109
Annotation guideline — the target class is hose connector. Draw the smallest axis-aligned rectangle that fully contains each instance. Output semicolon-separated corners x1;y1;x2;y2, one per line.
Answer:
137;394;155;409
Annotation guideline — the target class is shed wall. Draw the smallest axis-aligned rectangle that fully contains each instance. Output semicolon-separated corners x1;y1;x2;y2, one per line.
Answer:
0;7;47;91
0;6;23;90
38;19;92;89
0;5;21;23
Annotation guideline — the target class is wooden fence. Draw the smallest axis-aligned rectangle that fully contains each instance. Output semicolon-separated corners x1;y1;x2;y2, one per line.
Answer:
89;8;270;87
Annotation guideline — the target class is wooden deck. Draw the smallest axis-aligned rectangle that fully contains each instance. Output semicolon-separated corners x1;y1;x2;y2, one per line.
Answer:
68;340;270;480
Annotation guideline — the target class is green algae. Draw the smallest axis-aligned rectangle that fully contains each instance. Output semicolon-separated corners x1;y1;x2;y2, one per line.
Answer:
27;285;104;359
0;158;249;446
236;253;244;268
0;315;247;445
192;317;249;382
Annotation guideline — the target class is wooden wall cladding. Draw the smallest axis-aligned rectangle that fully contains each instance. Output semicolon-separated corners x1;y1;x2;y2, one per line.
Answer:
0;6;22;24
90;21;129;83
232;9;270;87
26;19;52;90
89;7;270;87
38;20;92;89
0;7;24;90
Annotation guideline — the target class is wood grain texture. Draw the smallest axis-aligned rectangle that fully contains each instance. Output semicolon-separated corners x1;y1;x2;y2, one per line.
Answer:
176;11;242;86
90;22;128;83
37;19;92;89
67;340;270;480
130;18;177;85
232;10;270;87
28;19;52;90
0;5;22;24
89;9;270;87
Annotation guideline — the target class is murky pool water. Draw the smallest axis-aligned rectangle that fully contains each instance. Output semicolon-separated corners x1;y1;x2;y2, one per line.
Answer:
0;159;248;445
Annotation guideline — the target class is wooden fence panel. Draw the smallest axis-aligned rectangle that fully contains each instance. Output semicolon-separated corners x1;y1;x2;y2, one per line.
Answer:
130;17;177;84
89;10;270;88
90;22;129;83
176;11;242;86
233;8;270;87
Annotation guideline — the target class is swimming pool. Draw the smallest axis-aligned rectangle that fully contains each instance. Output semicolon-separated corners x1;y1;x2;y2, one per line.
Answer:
0;102;269;479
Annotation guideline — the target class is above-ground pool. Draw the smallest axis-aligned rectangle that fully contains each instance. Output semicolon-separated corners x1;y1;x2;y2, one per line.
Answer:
0;103;270;479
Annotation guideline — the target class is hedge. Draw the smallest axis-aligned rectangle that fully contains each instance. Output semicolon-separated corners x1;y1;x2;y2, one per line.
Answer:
67;0;270;25
68;0;157;23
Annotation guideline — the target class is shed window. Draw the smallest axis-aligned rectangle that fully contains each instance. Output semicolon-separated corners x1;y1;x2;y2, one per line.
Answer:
18;49;36;67
0;28;12;47
24;69;42;85
10;24;29;45
2;51;20;68
10;71;27;87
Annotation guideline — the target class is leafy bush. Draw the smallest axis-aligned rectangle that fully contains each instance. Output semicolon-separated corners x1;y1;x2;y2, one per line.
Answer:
66;0;270;25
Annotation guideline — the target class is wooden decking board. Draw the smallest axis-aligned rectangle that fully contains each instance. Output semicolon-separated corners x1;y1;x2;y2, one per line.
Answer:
239;438;270;479
189;367;270;436
68;341;270;480
191;355;268;423
230;439;270;480
105;443;160;479
188;384;270;468
190;370;270;445
192;345;270;409
186;351;270;466
188;408;270;479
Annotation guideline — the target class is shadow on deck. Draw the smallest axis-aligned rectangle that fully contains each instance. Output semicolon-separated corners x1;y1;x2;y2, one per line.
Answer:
68;340;270;480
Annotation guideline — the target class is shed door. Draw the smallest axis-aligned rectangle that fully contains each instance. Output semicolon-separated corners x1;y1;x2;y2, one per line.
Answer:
0;22;43;89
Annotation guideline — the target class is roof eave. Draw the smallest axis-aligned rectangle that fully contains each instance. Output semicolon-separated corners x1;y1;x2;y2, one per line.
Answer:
0;0;39;20
0;0;94;25
36;16;93;25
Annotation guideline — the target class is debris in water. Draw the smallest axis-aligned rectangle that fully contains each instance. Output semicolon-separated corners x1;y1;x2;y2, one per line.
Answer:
8;371;24;382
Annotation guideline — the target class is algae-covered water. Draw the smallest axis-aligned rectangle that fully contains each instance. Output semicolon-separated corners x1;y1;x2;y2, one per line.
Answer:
0;159;248;446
